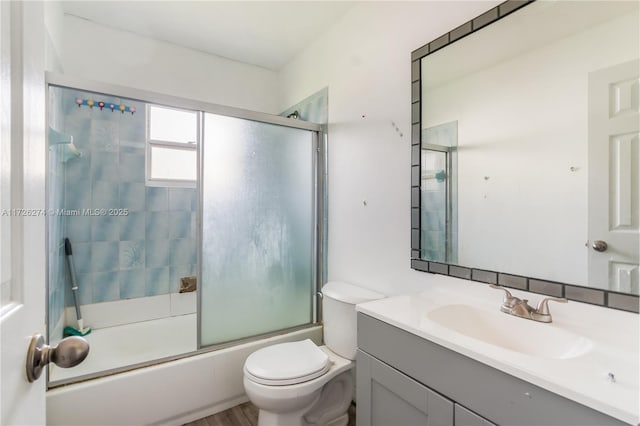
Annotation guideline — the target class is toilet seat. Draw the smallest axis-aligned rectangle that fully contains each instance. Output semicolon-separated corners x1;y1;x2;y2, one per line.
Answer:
244;339;331;386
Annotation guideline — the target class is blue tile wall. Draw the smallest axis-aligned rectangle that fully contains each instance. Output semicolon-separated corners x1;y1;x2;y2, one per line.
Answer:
92;271;120;303
120;212;145;240
145;267;170;296
169;211;192;239
146;212;169;240
56;88;196;307
91;241;120;272
146;187;168;211
146;239;170;267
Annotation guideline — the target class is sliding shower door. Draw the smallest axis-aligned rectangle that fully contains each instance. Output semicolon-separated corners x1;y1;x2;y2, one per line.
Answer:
200;113;317;346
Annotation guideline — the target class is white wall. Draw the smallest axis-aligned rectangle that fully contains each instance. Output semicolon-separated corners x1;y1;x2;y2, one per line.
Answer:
44;1;65;73
58;15;279;113
278;1;500;296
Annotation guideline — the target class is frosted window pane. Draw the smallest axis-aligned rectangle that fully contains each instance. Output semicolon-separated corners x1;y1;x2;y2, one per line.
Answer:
149;146;196;181
149;105;197;144
200;113;315;346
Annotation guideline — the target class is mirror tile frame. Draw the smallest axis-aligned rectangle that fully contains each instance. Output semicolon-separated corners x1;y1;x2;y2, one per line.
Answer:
410;0;639;313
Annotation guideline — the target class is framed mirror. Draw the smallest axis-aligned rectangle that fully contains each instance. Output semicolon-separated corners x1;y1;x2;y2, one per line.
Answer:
410;0;639;311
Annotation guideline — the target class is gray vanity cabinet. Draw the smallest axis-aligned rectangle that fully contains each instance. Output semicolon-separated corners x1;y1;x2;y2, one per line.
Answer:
357;313;628;426
357;349;454;425
454;404;496;426
357;350;492;426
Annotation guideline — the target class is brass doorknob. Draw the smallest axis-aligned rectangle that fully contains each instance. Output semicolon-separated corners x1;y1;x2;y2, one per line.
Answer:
592;240;608;252
26;333;89;382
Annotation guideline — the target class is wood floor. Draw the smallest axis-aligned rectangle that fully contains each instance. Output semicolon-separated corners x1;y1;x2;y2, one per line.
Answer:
184;401;356;426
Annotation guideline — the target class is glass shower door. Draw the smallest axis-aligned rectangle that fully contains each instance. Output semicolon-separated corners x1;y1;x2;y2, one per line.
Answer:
200;113;317;346
421;149;449;263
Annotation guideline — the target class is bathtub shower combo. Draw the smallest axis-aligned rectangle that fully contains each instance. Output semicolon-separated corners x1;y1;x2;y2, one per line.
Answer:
46;76;326;394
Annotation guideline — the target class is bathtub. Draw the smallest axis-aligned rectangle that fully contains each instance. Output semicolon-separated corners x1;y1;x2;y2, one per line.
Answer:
46;325;323;425
49;313;197;383
49;293;199;384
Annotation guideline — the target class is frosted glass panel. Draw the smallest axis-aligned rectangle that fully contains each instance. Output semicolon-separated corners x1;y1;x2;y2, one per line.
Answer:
149;145;197;181
201;114;315;346
149;105;197;143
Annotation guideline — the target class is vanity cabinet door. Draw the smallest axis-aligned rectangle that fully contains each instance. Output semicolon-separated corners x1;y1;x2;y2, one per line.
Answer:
454;404;496;426
357;350;454;426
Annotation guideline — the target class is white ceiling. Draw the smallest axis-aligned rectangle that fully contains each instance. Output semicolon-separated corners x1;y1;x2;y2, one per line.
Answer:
61;1;356;71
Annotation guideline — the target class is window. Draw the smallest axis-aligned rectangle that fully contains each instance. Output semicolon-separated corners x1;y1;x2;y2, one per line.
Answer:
146;105;198;187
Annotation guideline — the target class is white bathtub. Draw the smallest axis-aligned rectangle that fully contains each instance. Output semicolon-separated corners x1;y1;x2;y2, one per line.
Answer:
50;293;198;383
49;313;197;382
46;325;323;425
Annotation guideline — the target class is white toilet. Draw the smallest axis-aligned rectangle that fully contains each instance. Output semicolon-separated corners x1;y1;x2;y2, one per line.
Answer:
243;281;385;426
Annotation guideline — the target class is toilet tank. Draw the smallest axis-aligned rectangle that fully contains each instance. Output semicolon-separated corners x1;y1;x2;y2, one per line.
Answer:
321;281;385;360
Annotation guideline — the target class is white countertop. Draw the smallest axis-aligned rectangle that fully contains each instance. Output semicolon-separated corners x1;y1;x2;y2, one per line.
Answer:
356;277;640;425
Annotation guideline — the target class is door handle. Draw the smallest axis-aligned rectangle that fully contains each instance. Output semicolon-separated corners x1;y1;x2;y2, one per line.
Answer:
26;333;89;382
592;240;608;252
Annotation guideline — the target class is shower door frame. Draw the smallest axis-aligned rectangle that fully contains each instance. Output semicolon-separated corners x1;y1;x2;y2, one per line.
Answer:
197;113;321;349
421;143;455;263
45;72;326;385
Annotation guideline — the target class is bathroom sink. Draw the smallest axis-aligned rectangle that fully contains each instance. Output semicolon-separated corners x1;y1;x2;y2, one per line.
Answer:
426;304;593;359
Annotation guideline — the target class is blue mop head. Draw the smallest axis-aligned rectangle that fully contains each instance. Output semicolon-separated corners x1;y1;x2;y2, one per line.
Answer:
63;326;92;337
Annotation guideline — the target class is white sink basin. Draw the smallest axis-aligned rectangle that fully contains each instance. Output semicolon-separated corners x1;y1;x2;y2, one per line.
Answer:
427;304;593;359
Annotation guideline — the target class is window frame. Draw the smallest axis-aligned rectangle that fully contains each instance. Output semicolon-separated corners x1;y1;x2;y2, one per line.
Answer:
145;103;199;188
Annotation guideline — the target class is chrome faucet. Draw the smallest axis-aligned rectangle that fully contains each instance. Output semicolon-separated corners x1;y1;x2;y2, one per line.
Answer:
489;284;567;323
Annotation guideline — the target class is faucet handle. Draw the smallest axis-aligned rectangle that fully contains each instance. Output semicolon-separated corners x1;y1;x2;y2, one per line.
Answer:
535;296;567;315
489;284;517;305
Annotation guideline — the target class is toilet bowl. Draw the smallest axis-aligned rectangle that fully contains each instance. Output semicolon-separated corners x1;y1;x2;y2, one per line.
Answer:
244;342;353;426
243;281;385;426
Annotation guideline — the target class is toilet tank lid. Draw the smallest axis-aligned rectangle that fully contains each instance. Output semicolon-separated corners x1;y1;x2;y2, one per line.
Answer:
321;281;386;304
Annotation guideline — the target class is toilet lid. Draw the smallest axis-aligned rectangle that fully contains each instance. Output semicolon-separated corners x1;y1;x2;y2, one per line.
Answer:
244;339;330;386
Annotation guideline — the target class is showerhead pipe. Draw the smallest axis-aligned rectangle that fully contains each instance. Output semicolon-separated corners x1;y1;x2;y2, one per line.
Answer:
49;127;82;159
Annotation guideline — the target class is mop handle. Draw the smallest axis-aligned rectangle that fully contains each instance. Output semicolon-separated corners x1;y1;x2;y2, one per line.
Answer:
65;238;82;320
64;239;78;290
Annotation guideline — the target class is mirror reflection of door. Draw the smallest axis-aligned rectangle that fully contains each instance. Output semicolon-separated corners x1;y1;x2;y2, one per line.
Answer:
588;59;640;294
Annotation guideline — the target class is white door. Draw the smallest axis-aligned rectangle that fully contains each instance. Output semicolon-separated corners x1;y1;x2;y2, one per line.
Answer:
588;59;640;293
0;2;47;425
